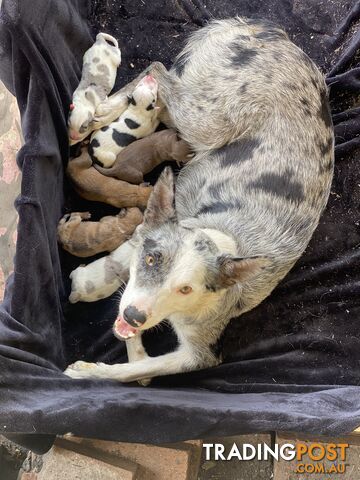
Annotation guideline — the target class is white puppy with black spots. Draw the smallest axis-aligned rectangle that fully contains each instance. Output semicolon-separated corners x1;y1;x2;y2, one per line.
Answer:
68;33;121;145
89;75;161;168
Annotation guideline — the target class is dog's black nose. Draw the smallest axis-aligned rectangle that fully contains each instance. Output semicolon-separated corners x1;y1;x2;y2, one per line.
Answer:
123;305;147;327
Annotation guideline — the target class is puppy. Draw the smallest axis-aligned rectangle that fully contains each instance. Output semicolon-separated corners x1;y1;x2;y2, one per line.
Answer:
58;208;143;257
69;241;133;303
68;33;121;144
94;129;192;183
66;147;152;209
89;75;160;168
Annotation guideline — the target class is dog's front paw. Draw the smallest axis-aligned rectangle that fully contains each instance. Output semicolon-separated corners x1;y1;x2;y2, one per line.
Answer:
64;361;101;379
64;361;152;384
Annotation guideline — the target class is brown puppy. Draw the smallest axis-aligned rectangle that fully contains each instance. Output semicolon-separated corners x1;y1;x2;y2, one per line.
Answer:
67;148;152;208
58;208;143;257
93;129;192;183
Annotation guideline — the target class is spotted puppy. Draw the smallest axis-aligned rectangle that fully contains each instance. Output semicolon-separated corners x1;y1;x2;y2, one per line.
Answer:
65;17;334;384
89;75;160;168
69;241;133;303
68;33;121;144
57;208;143;257
94;129;192;183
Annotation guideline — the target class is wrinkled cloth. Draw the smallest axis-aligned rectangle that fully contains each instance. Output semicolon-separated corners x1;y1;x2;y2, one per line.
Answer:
0;0;359;453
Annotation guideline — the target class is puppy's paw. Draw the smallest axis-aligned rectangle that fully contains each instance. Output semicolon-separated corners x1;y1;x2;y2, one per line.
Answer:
81;211;91;220
94;102;112;117
68;291;81;304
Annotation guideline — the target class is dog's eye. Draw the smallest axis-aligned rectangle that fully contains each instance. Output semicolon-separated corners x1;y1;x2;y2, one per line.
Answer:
178;286;193;295
145;254;155;266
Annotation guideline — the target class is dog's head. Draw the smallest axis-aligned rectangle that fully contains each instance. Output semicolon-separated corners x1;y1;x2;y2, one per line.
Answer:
114;167;269;339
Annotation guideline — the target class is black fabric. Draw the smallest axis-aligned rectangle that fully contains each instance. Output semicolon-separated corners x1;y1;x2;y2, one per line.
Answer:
0;0;359;451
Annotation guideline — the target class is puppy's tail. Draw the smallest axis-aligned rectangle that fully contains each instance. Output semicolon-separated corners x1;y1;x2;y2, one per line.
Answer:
93;162;117;177
96;33;119;49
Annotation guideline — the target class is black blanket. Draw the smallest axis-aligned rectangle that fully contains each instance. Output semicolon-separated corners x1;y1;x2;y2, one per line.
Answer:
0;0;359;453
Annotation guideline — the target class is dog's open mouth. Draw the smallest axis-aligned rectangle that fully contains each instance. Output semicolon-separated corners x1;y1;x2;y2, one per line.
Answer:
113;316;139;340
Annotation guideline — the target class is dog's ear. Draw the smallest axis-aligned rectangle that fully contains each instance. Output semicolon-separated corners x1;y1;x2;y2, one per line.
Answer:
143;167;176;228
216;255;271;288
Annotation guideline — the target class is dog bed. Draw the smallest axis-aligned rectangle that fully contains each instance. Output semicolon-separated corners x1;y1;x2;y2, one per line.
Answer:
0;0;359;453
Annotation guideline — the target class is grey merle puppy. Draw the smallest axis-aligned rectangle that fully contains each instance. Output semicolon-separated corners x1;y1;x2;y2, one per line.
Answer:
65;17;334;384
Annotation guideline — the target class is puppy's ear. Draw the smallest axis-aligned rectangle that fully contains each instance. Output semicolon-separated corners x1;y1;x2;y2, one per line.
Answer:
216;255;271;288
85;88;97;105
127;94;136;106
143;167;176;228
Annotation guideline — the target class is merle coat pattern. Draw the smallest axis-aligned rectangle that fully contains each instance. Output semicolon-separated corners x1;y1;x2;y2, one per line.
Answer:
65;17;334;384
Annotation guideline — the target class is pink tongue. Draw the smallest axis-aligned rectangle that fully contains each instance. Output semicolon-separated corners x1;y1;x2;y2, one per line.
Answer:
114;317;138;339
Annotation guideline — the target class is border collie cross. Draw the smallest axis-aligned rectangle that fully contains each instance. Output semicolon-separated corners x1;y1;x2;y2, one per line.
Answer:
65;17;334;384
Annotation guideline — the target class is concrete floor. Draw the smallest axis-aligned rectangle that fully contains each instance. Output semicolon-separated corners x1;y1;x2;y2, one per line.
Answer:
3;432;360;479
